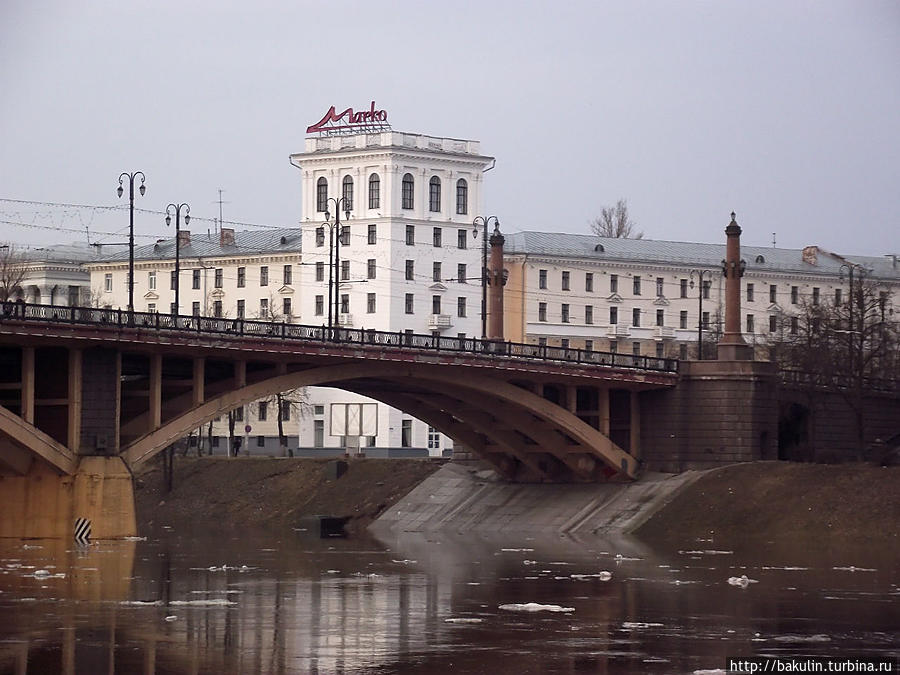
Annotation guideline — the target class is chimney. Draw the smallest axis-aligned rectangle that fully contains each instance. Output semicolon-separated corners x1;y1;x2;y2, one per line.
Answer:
801;246;818;265
177;230;191;248
220;228;235;246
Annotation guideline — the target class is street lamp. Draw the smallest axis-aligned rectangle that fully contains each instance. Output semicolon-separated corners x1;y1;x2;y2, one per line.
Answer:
117;171;146;313
472;215;500;339
689;268;713;359
323;197;351;335
165;203;191;316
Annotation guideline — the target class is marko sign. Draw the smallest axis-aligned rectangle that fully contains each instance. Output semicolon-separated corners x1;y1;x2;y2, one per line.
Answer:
306;101;391;136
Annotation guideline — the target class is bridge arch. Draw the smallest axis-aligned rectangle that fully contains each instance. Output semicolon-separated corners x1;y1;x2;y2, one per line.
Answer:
121;362;639;480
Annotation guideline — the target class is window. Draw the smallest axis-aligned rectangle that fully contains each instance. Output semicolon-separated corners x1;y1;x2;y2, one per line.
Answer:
680;310;688;329
340;225;349;246
315;227;325;247
456;179;468;215
341;260;349;281
610;341;618;353
790;316;799;334
283;298;291;317
812;287;820;306
680;279;688;298
610;274;618;293
769;284;777;303
561;338;570;349
457;297;466;317
281;399;291;422
539;269;547;289
702;280;711;299
427;426;440;450
314;295;323;316
585;305;593;324
283;265;292;285
342;175;353;211
791;286;798;304
769;315;777;333
316;262;324;282
538;302;547;322
429;176;441;212
212;436;220;448
213;300;222;317
234;406;244;422
314;405;324;416
656;342;664;357
746;314;755;333
237;267;246;288
656;309;664;326
260;266;268;286
260;298;268;317
405;293;414;314
633;276;641;295
148;271;156;290
401;419;412;447
610;306;618;325
192;269;201;290
433;262;442;282
402;173;414;209
368;173;380;209
747;283;754;302
457;229;467;249
104;273;112;292
405;224;415;245
367;293;376;313
656;277;664;297
702;311;710;330
405;260;414;281
316;177;328;212
367;259;376;279
458;263;467;283
367;223;376;244
633;342;641;356
538;337;547;346
192;301;200;316
562;271;570;291
214;268;223;288
433;227;442;247
561;303;570;323
237;299;245;318
147;303;156;313
340;294;349;314
171;270;177;290
632;308;641;327
432;295;441;314
585;339;593;352
835;288;842;304
585;273;593;292
313;420;324;447
680;343;688;360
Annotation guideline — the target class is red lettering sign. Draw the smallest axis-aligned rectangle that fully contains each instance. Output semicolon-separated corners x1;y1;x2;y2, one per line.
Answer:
306;101;390;135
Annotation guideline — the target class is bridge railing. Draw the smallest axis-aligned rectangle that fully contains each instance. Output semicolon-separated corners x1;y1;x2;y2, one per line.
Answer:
780;368;898;394
0;301;680;374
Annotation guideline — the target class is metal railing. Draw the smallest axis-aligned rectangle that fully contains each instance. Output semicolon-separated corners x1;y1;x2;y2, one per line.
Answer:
0;301;680;374
780;368;898;394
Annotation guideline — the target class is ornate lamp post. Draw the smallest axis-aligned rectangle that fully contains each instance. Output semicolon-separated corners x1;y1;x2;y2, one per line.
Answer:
322;198;351;335
165;203;191;316
472;215;500;339
689;268;713;359
117;171;146;313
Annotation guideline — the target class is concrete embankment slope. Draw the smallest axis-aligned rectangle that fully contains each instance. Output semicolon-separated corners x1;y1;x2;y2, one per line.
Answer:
372;462;702;536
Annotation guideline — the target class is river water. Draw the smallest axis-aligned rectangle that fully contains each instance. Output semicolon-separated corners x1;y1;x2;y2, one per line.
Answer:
1;527;897;674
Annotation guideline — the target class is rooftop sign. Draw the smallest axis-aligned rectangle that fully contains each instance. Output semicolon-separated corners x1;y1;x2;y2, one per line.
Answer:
306;101;391;136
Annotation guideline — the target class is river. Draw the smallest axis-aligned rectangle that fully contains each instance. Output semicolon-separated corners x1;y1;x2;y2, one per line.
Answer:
1;527;897;674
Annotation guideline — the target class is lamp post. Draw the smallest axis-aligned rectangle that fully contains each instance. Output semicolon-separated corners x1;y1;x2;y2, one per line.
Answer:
117;171;146;313
472;215;500;339
689;268;713;359
165;203;191;316
323;197;351;335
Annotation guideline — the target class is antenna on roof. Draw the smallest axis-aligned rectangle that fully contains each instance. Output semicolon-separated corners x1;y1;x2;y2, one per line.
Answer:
772;232;776;248
84;225;92;246
214;189;230;235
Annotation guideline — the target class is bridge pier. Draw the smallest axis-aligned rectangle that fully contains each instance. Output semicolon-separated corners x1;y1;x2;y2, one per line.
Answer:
0;456;135;539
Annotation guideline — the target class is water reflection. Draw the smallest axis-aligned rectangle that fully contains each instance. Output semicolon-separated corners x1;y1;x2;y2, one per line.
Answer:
1;530;897;674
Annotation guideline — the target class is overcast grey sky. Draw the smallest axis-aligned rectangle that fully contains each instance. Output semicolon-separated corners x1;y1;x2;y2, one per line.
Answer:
1;0;897;256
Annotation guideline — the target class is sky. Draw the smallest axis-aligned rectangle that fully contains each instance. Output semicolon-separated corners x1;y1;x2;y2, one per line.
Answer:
1;0;898;257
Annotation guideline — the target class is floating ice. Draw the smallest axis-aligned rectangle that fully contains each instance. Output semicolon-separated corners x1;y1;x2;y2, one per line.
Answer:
570;572;612;581
832;566;876;572
500;548;534;552
123;536;146;541
727;575;758;588
498;602;574;613
622;621;664;629
22;545;42;550
693;670;726;675
444;617;484;624
164;615;178;622
772;634;831;643
679;550;734;556
761;566;809;571
169;599;236;606
32;570;50;578
614;554;642;562
120;600;163;606
391;559;417;564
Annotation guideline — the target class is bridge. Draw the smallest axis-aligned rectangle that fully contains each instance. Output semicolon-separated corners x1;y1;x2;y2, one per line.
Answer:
0;302;678;538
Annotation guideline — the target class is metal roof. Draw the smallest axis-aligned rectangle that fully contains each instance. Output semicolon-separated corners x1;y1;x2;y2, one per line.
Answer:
95;228;302;263
504;231;900;280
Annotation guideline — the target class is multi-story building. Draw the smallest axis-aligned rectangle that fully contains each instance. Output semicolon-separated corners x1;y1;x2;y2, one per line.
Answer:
4;242;119;306
503;231;899;358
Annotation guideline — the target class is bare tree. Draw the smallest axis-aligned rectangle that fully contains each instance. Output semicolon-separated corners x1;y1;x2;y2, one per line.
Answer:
0;243;28;302
590;199;643;239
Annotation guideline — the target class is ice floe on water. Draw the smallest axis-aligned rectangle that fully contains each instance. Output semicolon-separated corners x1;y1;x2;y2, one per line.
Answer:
772;634;831;643
498;602;575;613
169;599;236;607
391;559;417;565
120;600;163;606
693;670;726;674
621;621;664;629
500;548;534;552
727;575;759;588
761;566;809;570
123;536;146;541
679;550;734;555
444;617;484;624
833;566;876;572
570;572;612;581
164;615;178;622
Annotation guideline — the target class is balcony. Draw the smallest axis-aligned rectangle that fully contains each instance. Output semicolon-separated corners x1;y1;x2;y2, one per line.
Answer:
428;314;452;330
338;313;353;326
654;326;675;340
606;324;630;338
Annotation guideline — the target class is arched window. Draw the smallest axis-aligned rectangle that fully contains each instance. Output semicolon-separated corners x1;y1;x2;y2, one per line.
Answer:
456;178;468;215
368;173;380;209
316;177;328;212
342;175;353;211
402;173;414;210
429;176;441;212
